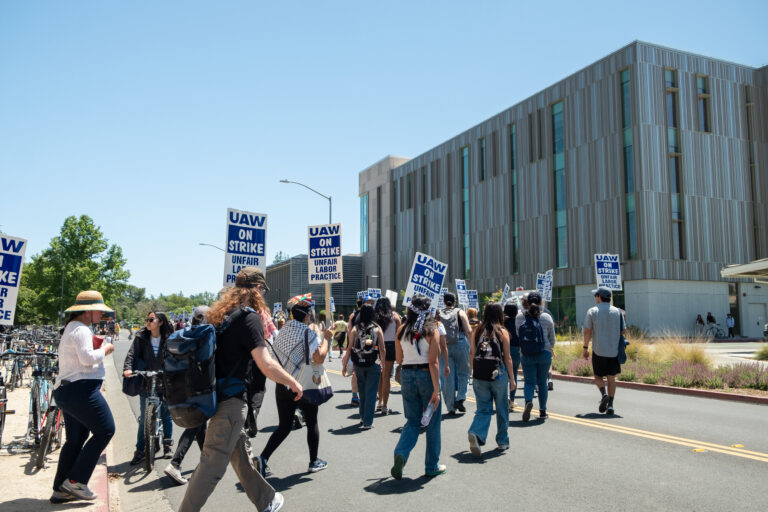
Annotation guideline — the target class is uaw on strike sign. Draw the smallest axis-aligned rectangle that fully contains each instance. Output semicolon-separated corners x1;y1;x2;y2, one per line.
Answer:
403;252;447;311
0;234;27;325
224;208;267;287
308;223;343;283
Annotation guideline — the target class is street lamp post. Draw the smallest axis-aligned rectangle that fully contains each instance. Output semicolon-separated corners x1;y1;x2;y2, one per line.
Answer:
199;242;225;252
280;179;333;326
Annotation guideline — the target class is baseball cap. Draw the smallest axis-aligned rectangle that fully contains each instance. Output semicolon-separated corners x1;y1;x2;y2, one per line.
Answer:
591;286;612;300
235;267;270;291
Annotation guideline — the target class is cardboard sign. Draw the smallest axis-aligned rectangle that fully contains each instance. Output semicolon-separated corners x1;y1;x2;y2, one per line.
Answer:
467;290;479;310
224;208;267;287
595;253;622;290
330;297;336;313
436;287;448;310
385;290;398;309
367;288;382;301
0;234;27;325
403;252;447;312
273;302;282;315
307;223;343;284
536;270;553;302
357;291;366;300
455;279;469;307
499;283;510;306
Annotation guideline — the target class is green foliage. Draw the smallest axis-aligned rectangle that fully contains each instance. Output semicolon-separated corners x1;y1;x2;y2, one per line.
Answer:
18;215;130;324
754;345;768;361
272;251;291;264
618;369;637;382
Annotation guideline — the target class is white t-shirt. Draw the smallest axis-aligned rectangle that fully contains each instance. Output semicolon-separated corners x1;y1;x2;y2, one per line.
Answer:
150;336;161;357
56;321;106;387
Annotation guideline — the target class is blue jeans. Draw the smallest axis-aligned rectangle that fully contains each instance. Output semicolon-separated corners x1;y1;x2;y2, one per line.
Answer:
394;368;442;472
468;366;509;446
52;379;115;490
509;346;521;402
136;393;173;452
354;364;381;427
522;351;552;411
442;335;470;411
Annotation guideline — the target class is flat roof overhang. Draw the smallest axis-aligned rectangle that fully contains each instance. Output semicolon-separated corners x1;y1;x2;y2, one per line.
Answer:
720;258;768;284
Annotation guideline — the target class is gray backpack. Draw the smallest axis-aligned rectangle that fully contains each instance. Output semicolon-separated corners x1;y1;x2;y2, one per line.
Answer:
439;308;462;345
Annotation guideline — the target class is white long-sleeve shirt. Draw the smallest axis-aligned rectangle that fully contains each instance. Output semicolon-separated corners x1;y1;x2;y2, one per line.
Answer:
55;321;106;387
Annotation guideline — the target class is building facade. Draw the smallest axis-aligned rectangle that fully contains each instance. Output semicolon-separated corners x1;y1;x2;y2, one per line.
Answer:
358;41;768;336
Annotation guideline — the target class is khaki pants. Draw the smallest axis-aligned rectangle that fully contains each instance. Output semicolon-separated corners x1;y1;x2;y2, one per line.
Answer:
179;398;275;512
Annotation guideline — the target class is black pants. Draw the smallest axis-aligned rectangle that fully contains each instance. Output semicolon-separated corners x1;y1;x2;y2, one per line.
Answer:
171;424;207;468
245;389;265;437
260;385;319;463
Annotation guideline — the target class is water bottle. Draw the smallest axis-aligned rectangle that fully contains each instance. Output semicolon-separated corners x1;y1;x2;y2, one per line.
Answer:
421;402;435;426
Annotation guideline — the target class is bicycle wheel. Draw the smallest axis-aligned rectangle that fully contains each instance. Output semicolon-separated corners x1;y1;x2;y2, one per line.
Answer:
36;407;57;468
29;380;42;444
0;387;7;448
8;364;17;392
143;402;158;472
54;409;64;448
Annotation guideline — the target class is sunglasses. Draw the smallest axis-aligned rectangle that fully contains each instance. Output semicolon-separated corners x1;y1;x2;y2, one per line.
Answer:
146;318;157;323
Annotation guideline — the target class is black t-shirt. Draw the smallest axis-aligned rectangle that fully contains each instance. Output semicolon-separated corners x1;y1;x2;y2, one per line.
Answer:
504;317;520;347
216;310;266;401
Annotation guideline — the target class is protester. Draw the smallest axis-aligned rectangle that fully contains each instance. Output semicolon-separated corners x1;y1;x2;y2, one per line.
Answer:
343;301;385;429
503;302;521;411
333;314;348;358
437;292;472;414
50;291;116;503
346;298;366;406
468;303;516;456
258;294;332;474
375;297;401;415
178;267;301;512
164;306;210;485
582;286;627;416
391;295;445;479
466;307;480;335
515;292;556;421
123;311;175;465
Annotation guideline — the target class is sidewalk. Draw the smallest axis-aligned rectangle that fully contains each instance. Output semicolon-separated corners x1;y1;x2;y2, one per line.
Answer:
0;372;111;512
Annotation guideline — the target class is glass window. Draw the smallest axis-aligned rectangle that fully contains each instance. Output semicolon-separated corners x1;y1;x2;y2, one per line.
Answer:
360;193;369;253
624;146;634;193
461;146;471;279
479;138;486;181
666;93;678;127
668;127;679;153
696;76;708;94
509;123;516;171
665;69;677;88
698;98;710;132
552;102;564;153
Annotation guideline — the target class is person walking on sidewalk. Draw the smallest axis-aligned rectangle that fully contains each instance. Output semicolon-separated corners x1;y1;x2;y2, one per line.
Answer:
582;286;627;416
516;292;556;421
178;267;301;512
390;295;445;479
503;302;521;411
123;311;175;465
726;314;736;338
376;297;401;415
467;303;516;456
50;291;116;503
437;292;472;414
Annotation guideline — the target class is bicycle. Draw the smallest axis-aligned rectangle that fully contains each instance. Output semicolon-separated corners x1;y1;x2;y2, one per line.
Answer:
25;352;57;447
704;324;726;338
0;352;17;450
132;370;164;472
36;392;64;468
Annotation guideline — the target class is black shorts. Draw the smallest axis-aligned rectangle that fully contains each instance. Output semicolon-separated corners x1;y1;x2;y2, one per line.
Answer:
384;341;396;362
592;353;621;377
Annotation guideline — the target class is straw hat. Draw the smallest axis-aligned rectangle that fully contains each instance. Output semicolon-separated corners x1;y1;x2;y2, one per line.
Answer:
64;290;114;313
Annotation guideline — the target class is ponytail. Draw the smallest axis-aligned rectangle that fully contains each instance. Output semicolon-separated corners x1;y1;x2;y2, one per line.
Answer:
527;304;541;318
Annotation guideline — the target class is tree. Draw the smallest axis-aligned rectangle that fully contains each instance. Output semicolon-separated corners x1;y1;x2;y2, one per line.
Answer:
20;215;130;324
272;251;290;264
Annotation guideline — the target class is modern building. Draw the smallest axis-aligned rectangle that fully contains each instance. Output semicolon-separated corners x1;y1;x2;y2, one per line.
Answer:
266;254;363;320
358;41;768;336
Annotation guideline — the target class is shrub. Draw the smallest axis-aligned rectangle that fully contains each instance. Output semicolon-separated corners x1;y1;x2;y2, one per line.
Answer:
568;358;593;377
618;368;637;382
754;345;768;361
664;361;713;388
642;373;660;385
719;363;768;391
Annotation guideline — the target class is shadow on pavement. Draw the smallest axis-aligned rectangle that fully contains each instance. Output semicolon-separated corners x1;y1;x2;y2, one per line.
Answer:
575;413;624;419
450;449;506;464
263;472;312;491
327;424;363;436
508;418;546;428
128;473;179;493
2;498;92;510
364;475;429;495
441;412;466;421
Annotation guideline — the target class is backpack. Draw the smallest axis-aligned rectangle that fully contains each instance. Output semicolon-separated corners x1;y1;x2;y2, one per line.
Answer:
472;332;502;381
162;308;251;429
351;323;379;367
438;308;461;345
518;314;545;356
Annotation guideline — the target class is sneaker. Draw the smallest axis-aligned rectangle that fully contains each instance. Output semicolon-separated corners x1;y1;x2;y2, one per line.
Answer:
49;490;77;504
163;443;173;458
390;454;406;480
446;409;456;416
308;458;328;473
351;396;360;407
497;444;510;451
130;450;145;466
468;433;481;457
425;464;447;477
381;407;390;416
456;399;466;413
263;491;284;512
60;480;96;501
539;410;548;419
547;381;554;391
361;424;373;430
522;402;533;422
509;401;518;412
606;405;615;415
599;394;610;413
376;402;383;412
255;455;272;477
164;463;188;485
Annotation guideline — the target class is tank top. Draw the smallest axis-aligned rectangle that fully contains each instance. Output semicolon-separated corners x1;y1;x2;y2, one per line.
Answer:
381;318;397;342
400;332;430;365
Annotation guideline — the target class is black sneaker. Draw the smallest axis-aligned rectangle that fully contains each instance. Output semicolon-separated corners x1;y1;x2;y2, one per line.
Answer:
456;400;466;413
522;402;533;422
130;451;145;466
539;410;548;419
163;442;173;458
351;396;360;407
606;405;615;415
50;490;77;504
599;395;610;413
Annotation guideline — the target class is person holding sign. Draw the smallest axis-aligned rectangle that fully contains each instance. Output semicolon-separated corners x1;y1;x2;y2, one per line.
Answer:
343;302;385;429
437;293;472;415
391;295;445;479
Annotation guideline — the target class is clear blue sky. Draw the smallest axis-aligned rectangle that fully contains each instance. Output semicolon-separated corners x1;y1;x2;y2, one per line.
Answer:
2;0;766;297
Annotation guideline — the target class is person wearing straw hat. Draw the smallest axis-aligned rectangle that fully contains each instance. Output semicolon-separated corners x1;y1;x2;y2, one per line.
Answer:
50;290;116;503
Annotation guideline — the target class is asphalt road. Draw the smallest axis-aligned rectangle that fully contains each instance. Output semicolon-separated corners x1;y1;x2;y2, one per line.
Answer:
110;334;768;512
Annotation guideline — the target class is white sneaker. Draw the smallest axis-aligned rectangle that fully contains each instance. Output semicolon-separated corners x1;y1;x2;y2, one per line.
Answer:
264;492;284;512
468;433;481;458
164;463;188;485
60;480;96;501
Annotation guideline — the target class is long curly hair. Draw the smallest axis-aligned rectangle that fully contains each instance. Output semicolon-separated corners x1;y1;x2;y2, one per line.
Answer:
207;286;266;327
474;302;506;345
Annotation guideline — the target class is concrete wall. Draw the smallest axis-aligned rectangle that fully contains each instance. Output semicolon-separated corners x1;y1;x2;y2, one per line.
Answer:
737;282;768;338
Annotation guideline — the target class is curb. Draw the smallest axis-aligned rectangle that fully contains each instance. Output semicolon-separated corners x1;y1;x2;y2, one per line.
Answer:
550;373;768;405
93;450;110;512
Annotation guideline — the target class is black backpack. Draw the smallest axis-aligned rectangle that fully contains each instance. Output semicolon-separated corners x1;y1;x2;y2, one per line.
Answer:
438;308;461;345
351;323;379;367
518;314;545;356
473;332;502;381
